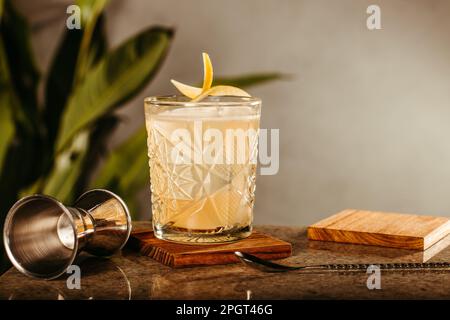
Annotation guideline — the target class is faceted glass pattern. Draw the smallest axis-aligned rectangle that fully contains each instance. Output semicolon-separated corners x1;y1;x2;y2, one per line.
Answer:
145;96;261;243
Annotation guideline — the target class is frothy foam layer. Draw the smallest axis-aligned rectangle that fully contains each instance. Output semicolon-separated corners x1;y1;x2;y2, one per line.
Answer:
153;106;260;121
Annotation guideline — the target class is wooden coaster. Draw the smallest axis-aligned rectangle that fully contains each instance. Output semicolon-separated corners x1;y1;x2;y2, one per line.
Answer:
128;229;292;268
307;209;450;250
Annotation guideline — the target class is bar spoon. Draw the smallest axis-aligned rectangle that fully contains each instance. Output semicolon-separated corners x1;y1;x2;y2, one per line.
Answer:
234;251;450;273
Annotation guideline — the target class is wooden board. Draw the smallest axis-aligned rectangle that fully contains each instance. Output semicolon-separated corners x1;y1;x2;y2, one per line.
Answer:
128;229;292;268
307;209;450;250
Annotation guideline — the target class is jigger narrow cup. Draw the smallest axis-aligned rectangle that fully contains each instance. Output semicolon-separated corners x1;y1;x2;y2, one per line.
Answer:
3;189;132;280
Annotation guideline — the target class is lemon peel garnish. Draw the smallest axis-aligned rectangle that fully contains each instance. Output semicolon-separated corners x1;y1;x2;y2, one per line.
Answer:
171;52;250;101
191;85;250;102
170;79;202;99
202;52;213;92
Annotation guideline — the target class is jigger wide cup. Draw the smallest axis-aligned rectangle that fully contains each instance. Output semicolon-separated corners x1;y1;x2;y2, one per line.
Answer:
3;189;132;280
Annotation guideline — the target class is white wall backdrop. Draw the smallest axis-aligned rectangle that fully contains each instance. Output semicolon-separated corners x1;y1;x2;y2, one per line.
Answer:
18;0;450;225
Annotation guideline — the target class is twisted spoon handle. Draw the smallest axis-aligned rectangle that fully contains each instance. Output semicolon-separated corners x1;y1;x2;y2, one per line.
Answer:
307;262;450;271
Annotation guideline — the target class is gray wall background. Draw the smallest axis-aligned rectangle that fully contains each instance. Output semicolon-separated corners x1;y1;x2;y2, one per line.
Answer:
17;0;450;225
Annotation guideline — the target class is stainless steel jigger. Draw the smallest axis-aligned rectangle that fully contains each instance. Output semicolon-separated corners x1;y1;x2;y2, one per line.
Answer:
3;189;132;280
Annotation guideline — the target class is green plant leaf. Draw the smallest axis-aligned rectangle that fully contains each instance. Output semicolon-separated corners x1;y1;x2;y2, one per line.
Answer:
44;29;83;147
74;114;120;195
91;126;148;191
44;15;107;148
56;26;173;152
43;131;90;203
0;97;15;173
0;38;15;173
77;0;108;27
0;28;42;217
0;0;4;19
0;130;44;208
213;72;286;88
74;0;109;83
1;0;39;124
91;126;148;217
30;2;109;204
83;14;107;69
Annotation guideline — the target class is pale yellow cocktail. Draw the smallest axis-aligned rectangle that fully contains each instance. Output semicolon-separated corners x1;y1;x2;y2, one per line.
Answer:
145;96;261;243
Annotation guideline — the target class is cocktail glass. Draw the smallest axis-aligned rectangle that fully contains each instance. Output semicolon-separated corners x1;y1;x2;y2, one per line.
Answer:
144;96;261;243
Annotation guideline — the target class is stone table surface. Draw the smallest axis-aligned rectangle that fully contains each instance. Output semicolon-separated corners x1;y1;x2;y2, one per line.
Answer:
1;222;450;300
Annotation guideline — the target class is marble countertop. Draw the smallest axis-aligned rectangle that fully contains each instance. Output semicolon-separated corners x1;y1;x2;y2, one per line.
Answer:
1;222;450;300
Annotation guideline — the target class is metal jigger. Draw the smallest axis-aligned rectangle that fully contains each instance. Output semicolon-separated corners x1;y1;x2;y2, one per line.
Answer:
3;189;132;280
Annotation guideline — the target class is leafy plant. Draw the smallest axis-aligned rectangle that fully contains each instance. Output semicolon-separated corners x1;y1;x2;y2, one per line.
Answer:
0;0;282;273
